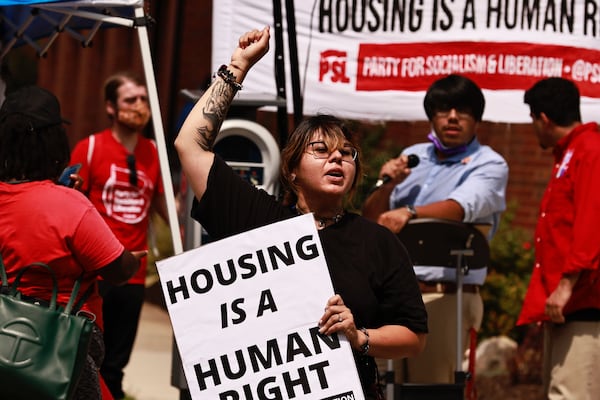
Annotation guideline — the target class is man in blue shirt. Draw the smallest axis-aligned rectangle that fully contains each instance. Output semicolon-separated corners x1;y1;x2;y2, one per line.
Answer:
363;74;508;384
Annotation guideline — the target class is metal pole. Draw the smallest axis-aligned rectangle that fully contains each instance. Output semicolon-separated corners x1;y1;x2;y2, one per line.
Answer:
134;6;182;256
455;252;464;372
386;359;395;399
451;248;473;388
284;0;303;127
272;0;289;147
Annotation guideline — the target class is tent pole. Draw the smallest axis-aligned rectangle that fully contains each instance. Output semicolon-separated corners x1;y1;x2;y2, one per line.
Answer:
272;0;289;147
284;0;303;128
134;6;183;256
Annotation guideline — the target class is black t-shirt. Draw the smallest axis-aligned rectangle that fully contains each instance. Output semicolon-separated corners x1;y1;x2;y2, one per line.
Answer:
191;156;428;394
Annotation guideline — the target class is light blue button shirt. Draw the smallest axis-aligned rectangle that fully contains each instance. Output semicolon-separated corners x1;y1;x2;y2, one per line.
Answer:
390;137;508;285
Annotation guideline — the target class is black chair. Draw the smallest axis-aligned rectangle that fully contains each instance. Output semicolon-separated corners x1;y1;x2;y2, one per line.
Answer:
392;218;490;400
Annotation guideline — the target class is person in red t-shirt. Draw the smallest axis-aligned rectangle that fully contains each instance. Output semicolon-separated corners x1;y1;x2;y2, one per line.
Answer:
519;78;600;400
70;72;168;400
0;85;144;400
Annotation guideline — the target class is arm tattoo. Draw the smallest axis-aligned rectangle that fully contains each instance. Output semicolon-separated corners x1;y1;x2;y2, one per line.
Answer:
195;80;236;151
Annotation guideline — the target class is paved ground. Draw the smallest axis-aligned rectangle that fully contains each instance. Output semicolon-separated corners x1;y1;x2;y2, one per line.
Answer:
122;301;181;400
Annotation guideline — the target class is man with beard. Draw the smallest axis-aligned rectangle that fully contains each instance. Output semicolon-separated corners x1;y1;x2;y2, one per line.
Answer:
70;71;168;400
362;74;508;385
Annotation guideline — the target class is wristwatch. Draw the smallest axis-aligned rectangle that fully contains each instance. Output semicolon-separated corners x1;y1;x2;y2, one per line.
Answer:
405;205;418;219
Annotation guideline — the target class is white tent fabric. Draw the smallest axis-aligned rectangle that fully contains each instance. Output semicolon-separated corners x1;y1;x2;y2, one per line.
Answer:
0;0;183;255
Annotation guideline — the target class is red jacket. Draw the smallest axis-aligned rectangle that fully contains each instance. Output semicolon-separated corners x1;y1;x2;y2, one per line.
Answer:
518;122;600;325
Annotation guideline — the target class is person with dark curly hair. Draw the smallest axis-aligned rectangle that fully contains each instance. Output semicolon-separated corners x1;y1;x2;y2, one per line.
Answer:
0;85;144;399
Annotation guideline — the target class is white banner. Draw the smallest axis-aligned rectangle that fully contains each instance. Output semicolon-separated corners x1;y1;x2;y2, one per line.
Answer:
212;0;600;123
156;214;365;400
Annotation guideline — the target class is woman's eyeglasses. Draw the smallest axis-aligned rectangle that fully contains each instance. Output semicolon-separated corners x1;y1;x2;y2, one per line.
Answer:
306;141;358;162
126;154;137;186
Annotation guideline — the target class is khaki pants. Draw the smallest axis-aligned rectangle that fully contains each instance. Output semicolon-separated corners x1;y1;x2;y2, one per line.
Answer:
544;320;600;400
377;291;483;384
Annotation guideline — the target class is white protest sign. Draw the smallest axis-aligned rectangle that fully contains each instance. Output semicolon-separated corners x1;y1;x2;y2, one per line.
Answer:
156;214;365;400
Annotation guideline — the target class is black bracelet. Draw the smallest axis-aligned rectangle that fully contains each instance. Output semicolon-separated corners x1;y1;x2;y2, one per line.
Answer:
216;64;243;91
359;327;370;355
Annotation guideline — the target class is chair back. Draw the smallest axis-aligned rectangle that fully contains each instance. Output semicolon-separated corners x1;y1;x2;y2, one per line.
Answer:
397;218;490;270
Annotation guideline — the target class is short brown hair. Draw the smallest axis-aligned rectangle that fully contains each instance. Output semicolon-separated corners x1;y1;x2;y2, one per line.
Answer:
280;114;362;206
103;71;146;104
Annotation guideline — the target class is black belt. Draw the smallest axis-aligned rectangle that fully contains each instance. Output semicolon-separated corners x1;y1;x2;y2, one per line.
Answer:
565;308;600;322
418;281;480;294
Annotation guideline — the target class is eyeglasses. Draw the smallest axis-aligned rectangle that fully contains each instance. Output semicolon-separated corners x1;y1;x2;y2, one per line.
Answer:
434;108;473;120
126;154;137;186
306;141;358;162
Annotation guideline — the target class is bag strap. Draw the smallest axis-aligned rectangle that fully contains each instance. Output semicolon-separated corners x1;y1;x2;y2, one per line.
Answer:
87;134;95;167
11;262;60;311
68;278;95;315
0;253;92;315
0;253;8;291
64;277;82;314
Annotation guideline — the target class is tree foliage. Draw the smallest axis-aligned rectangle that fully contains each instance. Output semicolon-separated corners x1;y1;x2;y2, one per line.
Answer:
481;203;535;342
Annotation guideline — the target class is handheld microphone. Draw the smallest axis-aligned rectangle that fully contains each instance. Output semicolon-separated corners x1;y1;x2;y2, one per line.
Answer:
372;154;420;191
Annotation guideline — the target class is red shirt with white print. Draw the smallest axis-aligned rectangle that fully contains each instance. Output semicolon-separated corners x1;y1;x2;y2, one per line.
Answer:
70;128;164;285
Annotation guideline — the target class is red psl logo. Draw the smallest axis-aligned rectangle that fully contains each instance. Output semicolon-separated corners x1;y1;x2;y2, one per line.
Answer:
319;50;350;83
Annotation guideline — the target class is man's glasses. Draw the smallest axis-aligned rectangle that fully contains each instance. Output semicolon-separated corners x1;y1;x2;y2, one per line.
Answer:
126;154;137;186
306;141;358;162
434;108;473;120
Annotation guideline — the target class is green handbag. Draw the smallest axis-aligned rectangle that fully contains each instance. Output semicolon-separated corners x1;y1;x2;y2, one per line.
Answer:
0;255;94;400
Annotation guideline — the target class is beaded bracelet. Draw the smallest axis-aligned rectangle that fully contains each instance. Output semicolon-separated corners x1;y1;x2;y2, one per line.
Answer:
359;327;370;355
216;64;243;91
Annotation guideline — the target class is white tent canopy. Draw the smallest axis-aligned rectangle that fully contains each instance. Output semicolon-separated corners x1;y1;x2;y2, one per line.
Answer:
0;0;182;255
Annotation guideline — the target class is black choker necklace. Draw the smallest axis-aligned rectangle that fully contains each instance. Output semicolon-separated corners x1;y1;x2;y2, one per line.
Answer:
316;212;344;228
294;205;345;228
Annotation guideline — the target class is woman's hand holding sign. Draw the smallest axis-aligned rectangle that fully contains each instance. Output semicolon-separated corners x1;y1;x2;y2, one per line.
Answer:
319;294;368;355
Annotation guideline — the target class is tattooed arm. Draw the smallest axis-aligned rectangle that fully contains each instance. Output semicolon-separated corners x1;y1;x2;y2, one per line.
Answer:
175;27;270;201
